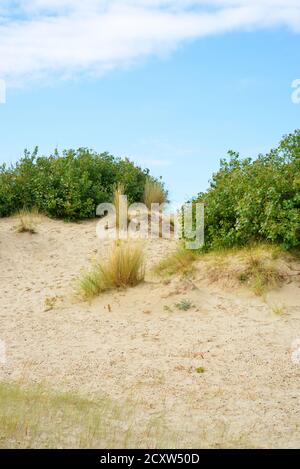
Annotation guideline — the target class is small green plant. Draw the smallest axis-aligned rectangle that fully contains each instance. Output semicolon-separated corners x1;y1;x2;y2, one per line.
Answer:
196;367;205;374
175;298;193;311
44;296;57;311
271;304;286;315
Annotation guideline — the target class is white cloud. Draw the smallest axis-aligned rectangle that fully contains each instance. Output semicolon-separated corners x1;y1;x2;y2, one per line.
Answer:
0;1;299;85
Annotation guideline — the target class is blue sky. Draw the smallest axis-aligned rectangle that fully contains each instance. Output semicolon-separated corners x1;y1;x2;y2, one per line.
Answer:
0;1;300;205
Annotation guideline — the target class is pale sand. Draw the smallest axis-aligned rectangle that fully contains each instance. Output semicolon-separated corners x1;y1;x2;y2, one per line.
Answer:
1;216;300;448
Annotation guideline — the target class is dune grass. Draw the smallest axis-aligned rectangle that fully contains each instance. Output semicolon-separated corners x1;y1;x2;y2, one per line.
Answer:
15;208;40;234
239;249;284;295
0;381;173;449
204;244;285;295
77;241;145;300
154;243;199;276
155;243;287;295
0;381;257;449
144;178;166;210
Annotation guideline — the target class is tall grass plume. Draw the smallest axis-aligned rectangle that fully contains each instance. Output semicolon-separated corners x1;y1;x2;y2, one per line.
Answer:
144;178;166;210
15;208;40;234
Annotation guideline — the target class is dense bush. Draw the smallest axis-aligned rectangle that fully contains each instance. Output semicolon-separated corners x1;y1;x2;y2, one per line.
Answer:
0;147;163;220
192;130;300;250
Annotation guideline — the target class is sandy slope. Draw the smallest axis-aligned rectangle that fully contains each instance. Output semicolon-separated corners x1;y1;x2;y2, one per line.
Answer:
1;216;300;448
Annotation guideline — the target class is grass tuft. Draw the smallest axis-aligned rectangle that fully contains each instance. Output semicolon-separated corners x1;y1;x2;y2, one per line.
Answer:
270;304;286;315
239;250;284;295
15;208;39;234
77;241;145;300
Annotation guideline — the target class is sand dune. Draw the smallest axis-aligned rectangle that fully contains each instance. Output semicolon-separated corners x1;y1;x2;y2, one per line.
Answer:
1;216;300;448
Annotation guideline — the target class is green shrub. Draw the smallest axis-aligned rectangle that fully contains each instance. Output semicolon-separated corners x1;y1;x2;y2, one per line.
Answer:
190;130;300;251
0;147;161;220
0;164;16;217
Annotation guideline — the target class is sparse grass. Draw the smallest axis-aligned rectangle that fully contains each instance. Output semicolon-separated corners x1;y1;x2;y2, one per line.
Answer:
156;243;288;296
144;178;166;210
271;304;286;315
237;248;285;296
204;244;286;296
0;381;172;448
77;241;145;300
175;298;193;311
0;380;271;449
15;208;39;234
154;244;198;276
0;381;257;448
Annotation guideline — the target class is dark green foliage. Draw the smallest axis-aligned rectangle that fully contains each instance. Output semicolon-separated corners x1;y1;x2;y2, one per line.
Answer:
0;164;16;217
192;130;300;251
0;147;160;220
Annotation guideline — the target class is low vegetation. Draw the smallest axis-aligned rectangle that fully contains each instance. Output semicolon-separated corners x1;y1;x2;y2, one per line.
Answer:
77;241;145;300
271;304;286;315
0;381;257;449
0;381;172;448
155;243;288;296
154;243;198;276
175;298;193;311
203;244;286;295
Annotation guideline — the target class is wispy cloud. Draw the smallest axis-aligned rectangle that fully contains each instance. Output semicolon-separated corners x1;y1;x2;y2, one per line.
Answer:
0;1;299;84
